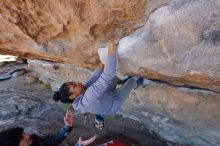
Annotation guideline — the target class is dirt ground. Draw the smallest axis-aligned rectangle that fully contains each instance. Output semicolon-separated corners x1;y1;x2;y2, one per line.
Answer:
0;61;184;146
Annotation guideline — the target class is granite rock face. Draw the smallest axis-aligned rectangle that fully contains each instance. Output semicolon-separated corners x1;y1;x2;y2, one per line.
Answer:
28;59;220;146
28;59;91;91
98;0;220;92
121;82;220;146
0;0;219;92
0;75;66;136
1;0;220;145
0;0;149;65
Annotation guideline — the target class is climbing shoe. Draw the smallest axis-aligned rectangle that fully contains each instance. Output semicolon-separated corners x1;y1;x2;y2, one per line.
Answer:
134;77;144;90
95;115;104;130
122;76;132;84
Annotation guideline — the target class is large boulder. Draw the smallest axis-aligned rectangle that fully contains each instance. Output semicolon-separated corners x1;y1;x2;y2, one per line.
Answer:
0;0;219;92
28;59;91;91
121;82;220;146
1;0;220;145
0;0;150;65
98;0;220;92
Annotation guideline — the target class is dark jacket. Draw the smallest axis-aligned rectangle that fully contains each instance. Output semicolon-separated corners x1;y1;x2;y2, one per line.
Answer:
30;125;81;146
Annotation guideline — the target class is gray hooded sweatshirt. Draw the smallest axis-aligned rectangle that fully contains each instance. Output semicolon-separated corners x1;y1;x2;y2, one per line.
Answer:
72;54;120;115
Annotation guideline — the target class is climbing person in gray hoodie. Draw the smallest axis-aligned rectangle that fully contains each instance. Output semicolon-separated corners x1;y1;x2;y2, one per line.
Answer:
53;39;143;129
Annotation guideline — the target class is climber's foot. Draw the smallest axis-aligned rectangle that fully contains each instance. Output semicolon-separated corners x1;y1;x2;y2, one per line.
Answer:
134;77;144;90
95;115;104;130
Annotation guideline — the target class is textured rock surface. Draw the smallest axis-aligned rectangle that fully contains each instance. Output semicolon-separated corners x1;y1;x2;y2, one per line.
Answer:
121;82;220;146
0;0;219;92
28;59;91;91
0;0;149;66
1;0;220;145
28;59;220;146
98;0;220;92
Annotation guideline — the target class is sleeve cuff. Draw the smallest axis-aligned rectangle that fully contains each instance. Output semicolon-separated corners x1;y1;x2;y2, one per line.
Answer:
64;124;73;132
104;55;116;74
74;140;82;146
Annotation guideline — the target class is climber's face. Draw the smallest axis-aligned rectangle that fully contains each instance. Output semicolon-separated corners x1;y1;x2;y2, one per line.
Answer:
68;82;85;100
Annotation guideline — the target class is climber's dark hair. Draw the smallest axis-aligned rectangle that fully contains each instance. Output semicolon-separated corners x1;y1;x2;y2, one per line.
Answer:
53;82;74;103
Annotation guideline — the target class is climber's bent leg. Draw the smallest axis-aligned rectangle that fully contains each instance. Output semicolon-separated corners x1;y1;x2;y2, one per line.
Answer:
107;76;120;91
116;77;136;100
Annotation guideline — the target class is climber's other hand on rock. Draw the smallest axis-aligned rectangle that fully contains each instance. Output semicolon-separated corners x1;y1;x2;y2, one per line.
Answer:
64;110;73;127
79;134;97;146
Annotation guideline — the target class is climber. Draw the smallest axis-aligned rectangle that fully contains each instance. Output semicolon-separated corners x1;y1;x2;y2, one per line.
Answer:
53;39;144;129
0;110;97;146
